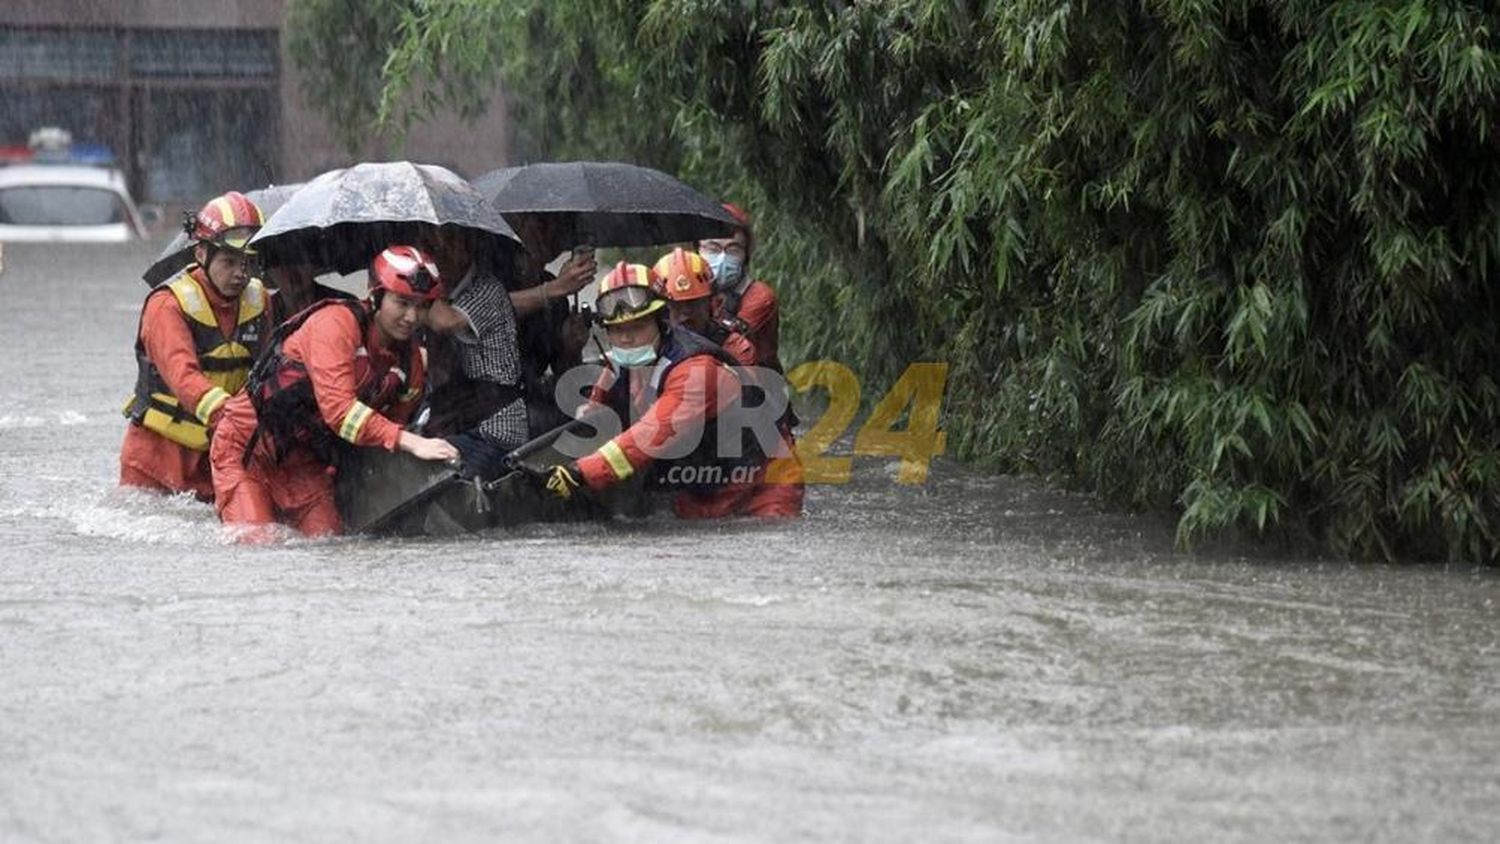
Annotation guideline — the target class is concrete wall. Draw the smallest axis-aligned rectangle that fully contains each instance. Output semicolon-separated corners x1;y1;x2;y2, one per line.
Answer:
278;52;511;182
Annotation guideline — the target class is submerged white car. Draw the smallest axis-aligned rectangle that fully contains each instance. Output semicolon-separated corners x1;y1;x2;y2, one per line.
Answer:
0;164;149;243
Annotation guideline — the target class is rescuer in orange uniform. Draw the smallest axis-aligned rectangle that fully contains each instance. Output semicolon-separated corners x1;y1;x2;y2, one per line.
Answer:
651;247;756;366
120;191;270;501
545;263;803;519
209;245;460;538
698;202;783;372
654;247;804;517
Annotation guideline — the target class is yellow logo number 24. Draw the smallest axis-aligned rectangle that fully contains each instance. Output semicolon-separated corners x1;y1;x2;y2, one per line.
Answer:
778;362;949;485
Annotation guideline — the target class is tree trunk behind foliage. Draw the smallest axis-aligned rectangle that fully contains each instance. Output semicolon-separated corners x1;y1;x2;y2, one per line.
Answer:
289;0;1500;562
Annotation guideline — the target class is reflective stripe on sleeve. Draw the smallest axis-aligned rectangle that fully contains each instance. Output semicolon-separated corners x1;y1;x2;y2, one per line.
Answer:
338;401;376;444
599;440;634;481
194;386;230;423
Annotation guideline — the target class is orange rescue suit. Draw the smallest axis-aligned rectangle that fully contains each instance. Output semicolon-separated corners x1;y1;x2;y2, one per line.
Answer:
716;278;782;371
578;343;802;519
209;302;425;536
119;268;269;500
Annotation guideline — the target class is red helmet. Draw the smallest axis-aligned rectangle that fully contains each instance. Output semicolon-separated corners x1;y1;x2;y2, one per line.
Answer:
369;245;443;301
188;191;264;252
596;261;666;326
722;202;751;228
719;201;754;259
651;248;713;302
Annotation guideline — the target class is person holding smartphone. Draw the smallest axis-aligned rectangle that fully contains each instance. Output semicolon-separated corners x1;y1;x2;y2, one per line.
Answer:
504;216;600;433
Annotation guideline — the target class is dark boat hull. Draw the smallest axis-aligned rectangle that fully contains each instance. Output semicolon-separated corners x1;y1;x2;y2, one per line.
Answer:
334;424;650;537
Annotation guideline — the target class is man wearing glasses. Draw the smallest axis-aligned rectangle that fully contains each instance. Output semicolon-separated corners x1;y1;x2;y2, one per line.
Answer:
119;192;271;501
698;202;784;373
698;202;801;505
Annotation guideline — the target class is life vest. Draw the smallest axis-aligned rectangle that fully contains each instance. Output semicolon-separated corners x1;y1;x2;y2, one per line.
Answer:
241;299;418;466
123;268;268;451
602;327;766;493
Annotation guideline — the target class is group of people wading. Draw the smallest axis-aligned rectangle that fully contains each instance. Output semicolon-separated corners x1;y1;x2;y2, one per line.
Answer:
119;190;804;540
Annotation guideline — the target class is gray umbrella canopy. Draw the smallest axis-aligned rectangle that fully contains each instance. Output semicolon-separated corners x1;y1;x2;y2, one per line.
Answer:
474;161;738;249
140;183;303;287
249;161;521;275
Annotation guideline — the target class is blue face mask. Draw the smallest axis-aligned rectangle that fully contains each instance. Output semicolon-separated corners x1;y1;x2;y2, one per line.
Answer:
707;252;744;292
607;343;658;368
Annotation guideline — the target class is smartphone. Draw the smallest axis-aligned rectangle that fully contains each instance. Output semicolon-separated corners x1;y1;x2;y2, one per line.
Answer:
571;244;595;263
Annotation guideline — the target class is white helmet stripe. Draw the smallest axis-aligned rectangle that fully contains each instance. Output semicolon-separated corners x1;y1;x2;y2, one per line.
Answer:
381;249;420;273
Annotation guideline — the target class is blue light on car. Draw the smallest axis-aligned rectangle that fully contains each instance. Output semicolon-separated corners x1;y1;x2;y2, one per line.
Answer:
22;144;117;167
68;143;116;166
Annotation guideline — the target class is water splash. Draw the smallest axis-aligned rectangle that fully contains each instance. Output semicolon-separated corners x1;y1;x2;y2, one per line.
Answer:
0;410;92;429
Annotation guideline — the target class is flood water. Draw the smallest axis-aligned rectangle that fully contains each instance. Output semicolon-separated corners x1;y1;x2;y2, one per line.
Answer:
1;240;1498;842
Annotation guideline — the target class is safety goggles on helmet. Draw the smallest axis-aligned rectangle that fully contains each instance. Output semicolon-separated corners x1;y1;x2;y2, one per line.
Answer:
401;266;441;298
214;225;259;253
188;191;264;249
597;283;665;325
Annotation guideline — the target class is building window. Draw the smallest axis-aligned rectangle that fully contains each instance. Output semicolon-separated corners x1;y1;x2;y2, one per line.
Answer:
0;26;280;201
0;28;118;81
129;29;277;79
0;86;117;152
141;88;278;200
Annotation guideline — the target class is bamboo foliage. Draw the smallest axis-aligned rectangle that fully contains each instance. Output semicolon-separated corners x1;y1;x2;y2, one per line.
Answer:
291;0;1500;560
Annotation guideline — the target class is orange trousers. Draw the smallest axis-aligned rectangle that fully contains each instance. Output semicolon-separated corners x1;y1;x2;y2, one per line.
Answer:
208;395;341;537
673;476;804;518
118;422;215;501
673;434;805;519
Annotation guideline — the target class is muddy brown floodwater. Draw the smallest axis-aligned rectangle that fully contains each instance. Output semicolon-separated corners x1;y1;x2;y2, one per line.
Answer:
1;240;1497;842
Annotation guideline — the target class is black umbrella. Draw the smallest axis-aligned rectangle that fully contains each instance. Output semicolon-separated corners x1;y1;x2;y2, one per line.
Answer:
249;161;521;275
140;183;303;287
473;161;738;248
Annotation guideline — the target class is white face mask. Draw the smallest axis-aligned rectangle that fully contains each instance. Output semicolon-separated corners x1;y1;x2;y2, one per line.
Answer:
607;343;658;368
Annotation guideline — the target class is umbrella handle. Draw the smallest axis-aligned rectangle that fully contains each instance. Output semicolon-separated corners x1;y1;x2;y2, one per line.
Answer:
590;332;611;367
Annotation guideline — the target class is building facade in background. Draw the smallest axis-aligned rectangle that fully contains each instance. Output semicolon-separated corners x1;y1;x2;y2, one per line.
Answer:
0;0;509;204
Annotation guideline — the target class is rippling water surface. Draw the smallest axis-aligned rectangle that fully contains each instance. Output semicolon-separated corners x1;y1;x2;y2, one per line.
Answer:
0;241;1497;842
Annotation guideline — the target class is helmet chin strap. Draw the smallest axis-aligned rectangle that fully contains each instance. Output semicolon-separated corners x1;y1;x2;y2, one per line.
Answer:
192;241;217;271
